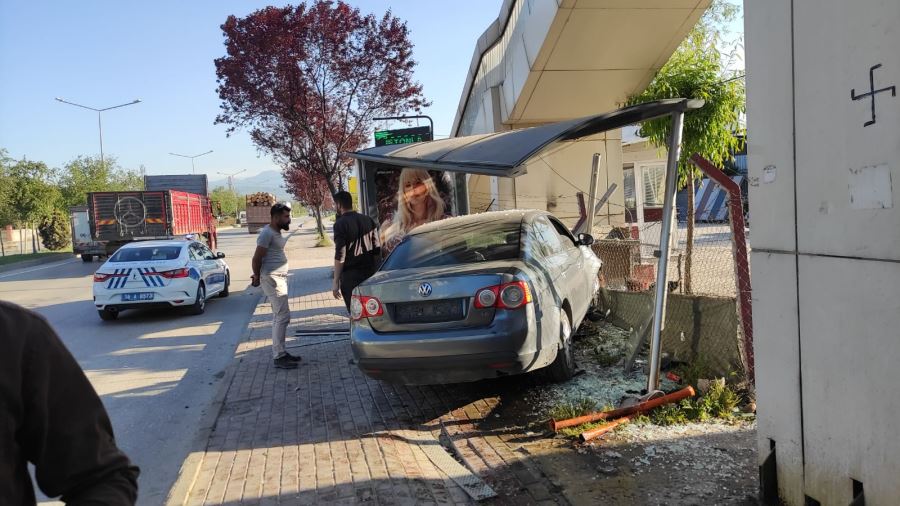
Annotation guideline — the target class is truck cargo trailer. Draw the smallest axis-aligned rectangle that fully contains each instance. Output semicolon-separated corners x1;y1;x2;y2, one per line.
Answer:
87;190;218;255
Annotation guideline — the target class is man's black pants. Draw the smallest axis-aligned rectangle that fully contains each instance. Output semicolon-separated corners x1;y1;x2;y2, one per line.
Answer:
341;267;377;312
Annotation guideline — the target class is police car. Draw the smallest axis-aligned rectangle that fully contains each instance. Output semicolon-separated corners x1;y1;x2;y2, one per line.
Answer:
92;239;230;321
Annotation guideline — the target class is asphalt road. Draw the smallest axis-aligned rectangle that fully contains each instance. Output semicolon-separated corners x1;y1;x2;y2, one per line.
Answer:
0;226;289;505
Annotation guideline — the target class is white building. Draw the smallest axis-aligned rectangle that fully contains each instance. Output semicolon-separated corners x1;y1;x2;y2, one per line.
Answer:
747;1;900;504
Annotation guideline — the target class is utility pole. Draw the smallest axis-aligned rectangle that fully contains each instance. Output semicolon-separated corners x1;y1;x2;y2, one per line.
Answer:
218;169;246;192
217;170;246;219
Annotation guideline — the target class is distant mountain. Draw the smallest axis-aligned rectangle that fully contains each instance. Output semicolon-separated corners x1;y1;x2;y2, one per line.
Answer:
208;170;291;200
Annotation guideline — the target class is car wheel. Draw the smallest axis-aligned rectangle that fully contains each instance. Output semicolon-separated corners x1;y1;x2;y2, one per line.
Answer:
81;254;93;263
218;272;230;298
189;283;206;315
546;307;576;382
98;309;118;321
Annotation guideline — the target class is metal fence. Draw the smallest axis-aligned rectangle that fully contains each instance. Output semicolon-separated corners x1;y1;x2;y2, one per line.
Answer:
588;158;753;381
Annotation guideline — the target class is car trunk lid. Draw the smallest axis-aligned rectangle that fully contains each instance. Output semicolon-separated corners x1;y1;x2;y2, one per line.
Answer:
358;261;522;332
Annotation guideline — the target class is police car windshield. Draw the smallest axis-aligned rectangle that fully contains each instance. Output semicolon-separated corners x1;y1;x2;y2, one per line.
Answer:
110;246;182;262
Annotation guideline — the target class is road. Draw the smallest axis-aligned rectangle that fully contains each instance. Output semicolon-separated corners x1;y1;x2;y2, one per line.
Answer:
0;226;300;505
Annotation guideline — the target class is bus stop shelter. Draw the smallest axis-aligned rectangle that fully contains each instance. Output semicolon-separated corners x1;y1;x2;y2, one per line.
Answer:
348;98;703;391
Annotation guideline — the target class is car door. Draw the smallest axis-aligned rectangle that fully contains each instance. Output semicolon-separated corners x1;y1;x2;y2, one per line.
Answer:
532;216;568;297
548;216;590;319
197;243;225;294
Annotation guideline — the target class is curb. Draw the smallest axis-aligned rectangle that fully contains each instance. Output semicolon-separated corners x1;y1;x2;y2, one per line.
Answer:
0;253;73;274
164;292;262;506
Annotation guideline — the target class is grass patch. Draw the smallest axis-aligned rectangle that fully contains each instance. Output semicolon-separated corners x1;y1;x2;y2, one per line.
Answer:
674;356;713;389
315;235;333;248
648;379;742;426
0;249;71;267
559;420;608;438
548;397;599;422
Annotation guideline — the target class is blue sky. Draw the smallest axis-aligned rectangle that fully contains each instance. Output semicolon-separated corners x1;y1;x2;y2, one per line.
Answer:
1;1;742;182
0;1;501;178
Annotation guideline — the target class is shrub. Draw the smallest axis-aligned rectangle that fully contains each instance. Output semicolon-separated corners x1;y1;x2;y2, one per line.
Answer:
38;211;70;251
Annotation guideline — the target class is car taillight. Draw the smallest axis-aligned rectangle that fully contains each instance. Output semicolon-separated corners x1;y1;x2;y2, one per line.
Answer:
474;286;499;308
159;268;190;279
474;281;532;309
93;272;114;282
350;295;383;321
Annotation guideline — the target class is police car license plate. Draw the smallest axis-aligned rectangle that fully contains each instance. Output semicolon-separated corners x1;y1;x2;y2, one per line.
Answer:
122;292;154;302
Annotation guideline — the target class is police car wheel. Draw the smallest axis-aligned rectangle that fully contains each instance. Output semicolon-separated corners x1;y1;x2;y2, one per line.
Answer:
98;309;118;321
189;283;206;315
218;272;230;298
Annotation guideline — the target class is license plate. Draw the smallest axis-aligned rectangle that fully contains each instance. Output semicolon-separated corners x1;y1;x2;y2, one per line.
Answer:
122;293;154;302
394;299;465;324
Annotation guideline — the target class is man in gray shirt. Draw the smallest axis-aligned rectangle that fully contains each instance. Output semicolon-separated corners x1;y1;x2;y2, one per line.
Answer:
251;202;301;369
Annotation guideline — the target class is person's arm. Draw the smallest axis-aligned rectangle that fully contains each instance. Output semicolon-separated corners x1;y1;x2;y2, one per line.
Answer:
251;229;272;287
21;310;139;504
332;220;347;299
251;246;267;287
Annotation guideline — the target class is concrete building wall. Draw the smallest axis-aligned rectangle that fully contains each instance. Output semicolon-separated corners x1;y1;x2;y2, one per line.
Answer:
747;1;900;504
453;0;709;225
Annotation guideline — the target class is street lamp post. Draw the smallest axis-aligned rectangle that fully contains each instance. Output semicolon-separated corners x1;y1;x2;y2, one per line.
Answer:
169;150;213;174
55;97;141;168
217;169;246;193
218;169;247;220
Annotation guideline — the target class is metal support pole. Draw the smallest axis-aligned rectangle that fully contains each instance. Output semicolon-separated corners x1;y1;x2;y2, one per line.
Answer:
586;154;601;235
98;112;104;168
647;111;685;392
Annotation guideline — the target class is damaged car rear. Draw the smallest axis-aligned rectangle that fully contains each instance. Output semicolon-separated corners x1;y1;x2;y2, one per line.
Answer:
350;210;602;385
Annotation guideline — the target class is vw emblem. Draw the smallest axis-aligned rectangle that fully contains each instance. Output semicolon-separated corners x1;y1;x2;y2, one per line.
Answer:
418;282;432;298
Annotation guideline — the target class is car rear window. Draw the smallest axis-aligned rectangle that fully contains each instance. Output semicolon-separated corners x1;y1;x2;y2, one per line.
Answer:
381;222;521;270
109;246;182;262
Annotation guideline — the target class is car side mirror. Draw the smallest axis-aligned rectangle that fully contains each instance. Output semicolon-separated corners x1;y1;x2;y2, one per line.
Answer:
216;252;226;259
577;233;594;246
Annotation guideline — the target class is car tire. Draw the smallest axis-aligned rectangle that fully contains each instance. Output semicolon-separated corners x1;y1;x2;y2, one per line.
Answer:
218;272;230;298
189;283;206;315
98;309;118;321
81;254;93;263
546;307;576;382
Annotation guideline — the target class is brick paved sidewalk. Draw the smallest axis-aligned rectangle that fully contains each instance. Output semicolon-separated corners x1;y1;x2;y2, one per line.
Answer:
167;226;566;505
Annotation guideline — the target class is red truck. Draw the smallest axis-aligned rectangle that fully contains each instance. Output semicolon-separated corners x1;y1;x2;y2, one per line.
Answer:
87;190;218;256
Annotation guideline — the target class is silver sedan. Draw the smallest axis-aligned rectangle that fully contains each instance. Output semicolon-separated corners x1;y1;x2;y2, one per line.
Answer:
350;210;602;385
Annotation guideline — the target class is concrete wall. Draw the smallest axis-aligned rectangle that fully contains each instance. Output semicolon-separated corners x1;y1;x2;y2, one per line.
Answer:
598;288;743;377
747;1;900;504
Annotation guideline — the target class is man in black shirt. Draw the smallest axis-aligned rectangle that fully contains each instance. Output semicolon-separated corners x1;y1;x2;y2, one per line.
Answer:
0;301;139;505
331;191;381;311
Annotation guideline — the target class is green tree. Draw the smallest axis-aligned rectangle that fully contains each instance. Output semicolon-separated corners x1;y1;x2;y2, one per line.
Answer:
0;149;16;228
209;186;243;217
626;1;745;294
6;158;62;253
38;210;71;250
57;155;143;209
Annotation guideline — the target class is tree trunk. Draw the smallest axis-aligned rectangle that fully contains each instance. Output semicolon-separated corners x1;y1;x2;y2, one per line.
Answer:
31;223;37;254
0;229;5;257
324;174;338;198
684;171;696;295
314;205;325;238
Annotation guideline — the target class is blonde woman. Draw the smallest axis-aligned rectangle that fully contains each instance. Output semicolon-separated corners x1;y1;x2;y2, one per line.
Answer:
381;168;450;256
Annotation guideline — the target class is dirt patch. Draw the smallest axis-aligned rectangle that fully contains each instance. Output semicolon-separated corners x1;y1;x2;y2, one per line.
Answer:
478;319;760;505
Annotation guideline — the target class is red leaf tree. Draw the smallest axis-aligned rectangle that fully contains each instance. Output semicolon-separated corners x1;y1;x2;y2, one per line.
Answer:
284;165;333;237
215;1;429;197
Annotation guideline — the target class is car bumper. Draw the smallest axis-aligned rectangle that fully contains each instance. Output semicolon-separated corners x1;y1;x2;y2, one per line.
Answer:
350;305;546;385
93;283;198;310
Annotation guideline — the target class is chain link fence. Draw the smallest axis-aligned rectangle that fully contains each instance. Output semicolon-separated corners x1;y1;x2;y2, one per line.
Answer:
588;182;752;379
